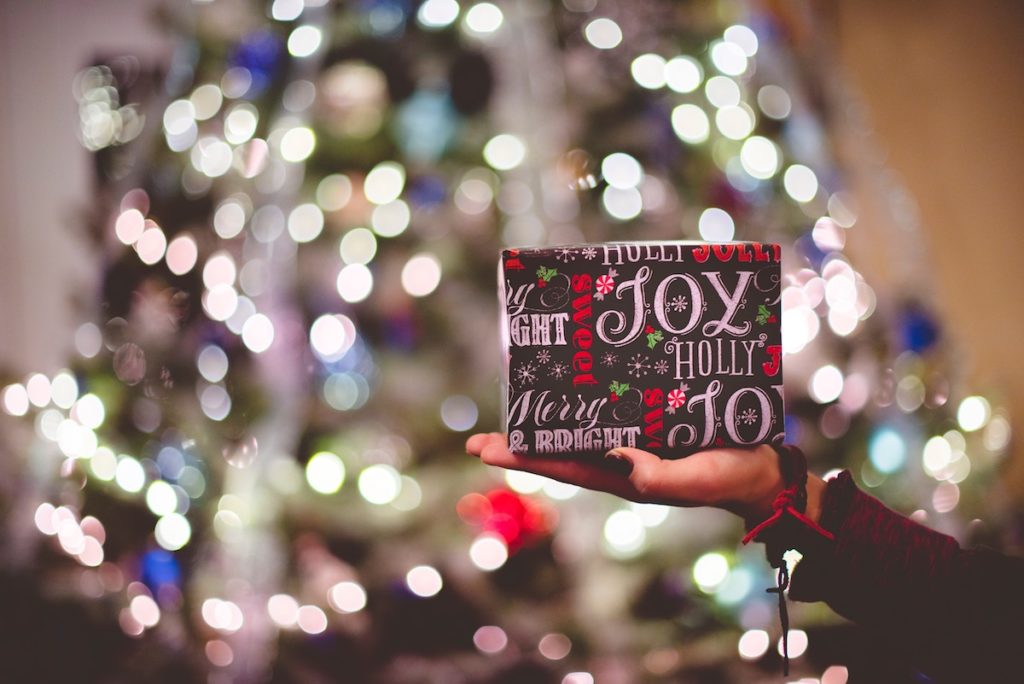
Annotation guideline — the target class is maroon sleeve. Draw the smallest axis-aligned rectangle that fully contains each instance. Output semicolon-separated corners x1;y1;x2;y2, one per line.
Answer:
787;470;1024;680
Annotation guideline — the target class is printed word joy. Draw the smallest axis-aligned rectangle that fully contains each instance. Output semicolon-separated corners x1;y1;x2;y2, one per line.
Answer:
663;380;783;449
595;266;754;346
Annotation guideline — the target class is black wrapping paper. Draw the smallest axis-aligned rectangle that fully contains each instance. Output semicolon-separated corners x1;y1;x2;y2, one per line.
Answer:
499;242;784;459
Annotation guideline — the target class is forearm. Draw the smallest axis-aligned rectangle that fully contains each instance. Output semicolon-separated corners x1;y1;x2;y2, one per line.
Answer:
786;471;1024;680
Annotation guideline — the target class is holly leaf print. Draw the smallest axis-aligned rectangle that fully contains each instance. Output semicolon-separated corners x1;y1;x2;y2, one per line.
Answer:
608;381;630;397
535;266;558;283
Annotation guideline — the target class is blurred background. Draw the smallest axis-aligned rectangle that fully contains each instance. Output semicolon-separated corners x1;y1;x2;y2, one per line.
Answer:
0;0;1021;682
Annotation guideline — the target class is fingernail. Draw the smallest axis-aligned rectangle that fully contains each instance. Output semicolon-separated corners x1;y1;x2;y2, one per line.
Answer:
605;449;633;475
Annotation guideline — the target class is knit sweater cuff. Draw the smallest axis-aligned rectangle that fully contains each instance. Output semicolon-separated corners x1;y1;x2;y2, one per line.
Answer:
786;470;961;619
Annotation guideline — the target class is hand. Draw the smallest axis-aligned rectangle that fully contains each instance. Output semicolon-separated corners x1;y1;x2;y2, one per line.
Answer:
465;433;825;526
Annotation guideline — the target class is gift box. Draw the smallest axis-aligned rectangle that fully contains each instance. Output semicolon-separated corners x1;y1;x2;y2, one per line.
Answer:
499;242;784;459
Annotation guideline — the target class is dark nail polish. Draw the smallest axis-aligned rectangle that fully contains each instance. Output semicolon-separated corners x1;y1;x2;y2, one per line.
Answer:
605;450;633;475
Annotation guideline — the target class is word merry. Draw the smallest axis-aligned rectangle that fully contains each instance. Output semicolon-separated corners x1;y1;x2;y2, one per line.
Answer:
507;389;608;430
504;281;535;316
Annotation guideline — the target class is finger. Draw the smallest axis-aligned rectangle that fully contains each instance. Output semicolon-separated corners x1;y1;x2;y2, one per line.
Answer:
480;442;637;499
466;432;503;456
610;447;725;506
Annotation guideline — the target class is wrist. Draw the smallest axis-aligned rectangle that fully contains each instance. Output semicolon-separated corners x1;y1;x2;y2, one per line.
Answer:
804;472;825;526
736;444;786;525
738;445;825;528
740;444;836;557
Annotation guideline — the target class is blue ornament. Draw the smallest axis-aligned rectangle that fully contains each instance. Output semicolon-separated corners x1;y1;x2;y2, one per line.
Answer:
393;90;459;163
898;306;940;352
407;175;447;208
228;30;284;98
141;548;182;594
795;230;827;270
359;0;410;37
783;414;802;445
384;311;417;351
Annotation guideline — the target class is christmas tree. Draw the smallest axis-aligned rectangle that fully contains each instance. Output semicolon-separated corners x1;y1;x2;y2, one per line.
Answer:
0;1;1013;681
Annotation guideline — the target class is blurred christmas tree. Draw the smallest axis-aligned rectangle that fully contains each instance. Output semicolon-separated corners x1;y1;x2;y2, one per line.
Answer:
0;0;1015;682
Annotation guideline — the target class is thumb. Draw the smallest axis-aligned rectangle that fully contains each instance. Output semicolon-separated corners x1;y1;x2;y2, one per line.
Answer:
605;447;668;501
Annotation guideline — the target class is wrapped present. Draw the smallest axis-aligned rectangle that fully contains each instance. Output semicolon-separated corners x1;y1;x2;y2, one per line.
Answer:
499;242;784;458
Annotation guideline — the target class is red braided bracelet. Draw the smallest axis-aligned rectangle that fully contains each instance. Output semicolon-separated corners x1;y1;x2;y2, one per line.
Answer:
741;444;835;676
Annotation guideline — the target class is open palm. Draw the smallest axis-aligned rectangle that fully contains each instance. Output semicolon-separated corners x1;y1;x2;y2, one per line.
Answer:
465;433;786;524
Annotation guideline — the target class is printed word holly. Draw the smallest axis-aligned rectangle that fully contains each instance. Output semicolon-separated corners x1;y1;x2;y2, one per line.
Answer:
665;338;759;381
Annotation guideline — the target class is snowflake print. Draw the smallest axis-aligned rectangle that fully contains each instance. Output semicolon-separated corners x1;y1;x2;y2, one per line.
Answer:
581;246;598;260
536;349;551;364
668;295;688;313
550;362;568;379
653;359;670;375
515;362;538;386
601;351;618;367
626;353;650;378
737;407;759;426
554;248;576;263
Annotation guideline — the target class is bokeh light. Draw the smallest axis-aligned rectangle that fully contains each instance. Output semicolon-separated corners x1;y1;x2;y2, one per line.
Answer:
337;264;374;302
538;633;572;660
776;629;808;658
737;629;770;660
469;533;508;571
418;0;460;29
406;565;443;597
359;464;401;505
693;552;729;592
631;54;666;89
440;395;479;431
483;134;526;170
473;625;508;654
698;208;735;241
671;104;710;144
957;395;990;432
155;513;192;551
464;3;503;35
305;451;346;494
287;203;325;243
869;427;906;474
339;228;377;264
328;581;367;613
583;18;621;50
603;509;646;557
288;25;323;58
241;314;275;353
401;253;443;297
665;56;703;93
364;161;406;205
